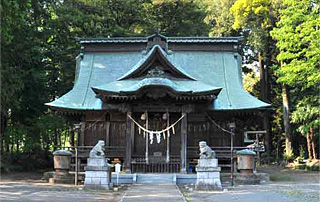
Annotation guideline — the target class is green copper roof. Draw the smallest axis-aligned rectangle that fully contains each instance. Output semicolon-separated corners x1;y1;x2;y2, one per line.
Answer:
46;37;270;111
92;77;221;96
118;45;195;81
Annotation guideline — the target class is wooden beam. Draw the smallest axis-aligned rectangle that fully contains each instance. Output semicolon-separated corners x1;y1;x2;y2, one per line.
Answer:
180;112;188;173
131;118;135;154
125;112;133;173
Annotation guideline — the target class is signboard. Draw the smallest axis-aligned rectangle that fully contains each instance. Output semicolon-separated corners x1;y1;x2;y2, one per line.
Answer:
115;163;121;173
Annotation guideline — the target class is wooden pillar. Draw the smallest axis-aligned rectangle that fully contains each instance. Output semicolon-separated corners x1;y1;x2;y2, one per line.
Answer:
180;112;188;173
125;112;134;173
80;122;85;146
105;122;110;146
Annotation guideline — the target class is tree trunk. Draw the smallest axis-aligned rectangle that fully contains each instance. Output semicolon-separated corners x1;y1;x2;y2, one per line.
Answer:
70;128;75;147
306;132;312;160
259;52;265;100
310;127;316;159
282;85;292;156
263;112;271;156
0;110;8;154
54;128;58;149
259;52;271;156
16;139;19;152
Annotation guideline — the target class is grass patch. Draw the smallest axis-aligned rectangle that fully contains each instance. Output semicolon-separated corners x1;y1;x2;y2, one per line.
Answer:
270;173;295;181
278;189;304;196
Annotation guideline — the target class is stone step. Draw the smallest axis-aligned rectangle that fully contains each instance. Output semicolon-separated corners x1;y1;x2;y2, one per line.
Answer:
136;174;176;184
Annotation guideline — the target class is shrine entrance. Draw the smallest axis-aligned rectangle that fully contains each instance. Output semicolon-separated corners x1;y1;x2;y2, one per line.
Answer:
148;113;167;162
131;112;182;173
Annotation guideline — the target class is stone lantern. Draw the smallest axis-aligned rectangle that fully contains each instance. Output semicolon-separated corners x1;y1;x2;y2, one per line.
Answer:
49;150;73;184
236;149;256;176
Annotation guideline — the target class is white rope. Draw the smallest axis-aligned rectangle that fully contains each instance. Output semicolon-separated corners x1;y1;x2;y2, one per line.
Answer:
205;113;233;135
127;114;186;135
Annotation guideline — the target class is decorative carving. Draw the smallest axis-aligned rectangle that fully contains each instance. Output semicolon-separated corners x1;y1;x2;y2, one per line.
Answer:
147;67;165;78
146;88;167;99
89;140;105;158
199;141;216;159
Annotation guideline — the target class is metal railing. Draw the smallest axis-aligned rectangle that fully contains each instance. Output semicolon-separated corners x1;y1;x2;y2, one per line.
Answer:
131;156;180;173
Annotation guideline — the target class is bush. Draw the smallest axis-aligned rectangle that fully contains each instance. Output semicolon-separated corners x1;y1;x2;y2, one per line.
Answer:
1;151;53;172
306;160;320;171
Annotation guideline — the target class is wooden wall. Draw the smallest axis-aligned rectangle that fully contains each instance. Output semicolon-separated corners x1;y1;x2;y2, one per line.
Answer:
80;111;244;150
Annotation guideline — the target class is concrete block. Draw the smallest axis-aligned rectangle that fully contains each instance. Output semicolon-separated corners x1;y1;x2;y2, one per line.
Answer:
173;174;177;183
85;166;109;171
208;172;219;178
198;159;218;167
84;178;92;185
133;173;137;183
85;171;95;178
95;171;108;178
100;178;109;185
91;177;101;185
87;158;107;167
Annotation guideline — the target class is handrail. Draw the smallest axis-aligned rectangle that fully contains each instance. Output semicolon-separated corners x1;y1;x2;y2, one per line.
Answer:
53;146;126;150
187;146;247;150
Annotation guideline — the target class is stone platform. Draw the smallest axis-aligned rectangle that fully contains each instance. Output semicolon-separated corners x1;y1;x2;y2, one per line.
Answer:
84;158;112;190
195;158;222;190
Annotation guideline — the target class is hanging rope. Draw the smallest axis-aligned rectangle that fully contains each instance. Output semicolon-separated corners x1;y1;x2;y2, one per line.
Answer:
205;112;233;135
76;112;108;132
127;113;186;144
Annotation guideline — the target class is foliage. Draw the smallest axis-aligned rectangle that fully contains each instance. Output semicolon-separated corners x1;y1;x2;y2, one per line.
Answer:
283;147;294;162
143;0;209;36
306;160;320;171
1;0;319;171
196;0;238;36
271;0;320;134
230;0;280;52
242;71;260;96
0;0;210;170
270;0;320;90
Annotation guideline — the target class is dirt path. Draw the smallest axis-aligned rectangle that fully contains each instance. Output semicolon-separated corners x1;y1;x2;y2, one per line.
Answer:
0;171;123;202
0;167;319;202
181;166;320;202
184;182;319;202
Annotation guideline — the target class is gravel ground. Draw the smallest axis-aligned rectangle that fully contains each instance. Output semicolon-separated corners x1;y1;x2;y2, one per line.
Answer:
181;166;320;202
182;182;320;202
0;167;319;202
0;181;123;202
0;172;124;202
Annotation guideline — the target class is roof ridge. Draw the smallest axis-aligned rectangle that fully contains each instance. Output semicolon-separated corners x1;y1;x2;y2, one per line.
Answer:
78;35;243;44
117;45;196;81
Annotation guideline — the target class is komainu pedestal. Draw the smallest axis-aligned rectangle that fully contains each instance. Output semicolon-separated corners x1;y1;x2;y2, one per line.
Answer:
195;141;222;190
196;159;222;190
84;140;113;190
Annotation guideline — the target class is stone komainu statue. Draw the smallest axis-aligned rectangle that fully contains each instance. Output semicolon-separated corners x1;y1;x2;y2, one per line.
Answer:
199;141;216;159
90;140;105;158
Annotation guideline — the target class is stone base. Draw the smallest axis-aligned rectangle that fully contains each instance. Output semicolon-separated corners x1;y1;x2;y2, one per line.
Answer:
49;170;74;184
195;158;222;190
84;170;113;190
235;174;260;185
84;157;112;190
49;177;74;184
239;169;254;176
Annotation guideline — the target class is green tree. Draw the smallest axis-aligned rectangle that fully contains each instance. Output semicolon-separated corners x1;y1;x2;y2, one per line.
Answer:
271;0;320;159
230;0;281;155
196;0;238;37
143;0;208;36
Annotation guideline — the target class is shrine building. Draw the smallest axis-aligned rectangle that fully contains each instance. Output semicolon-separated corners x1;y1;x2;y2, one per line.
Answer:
46;33;270;173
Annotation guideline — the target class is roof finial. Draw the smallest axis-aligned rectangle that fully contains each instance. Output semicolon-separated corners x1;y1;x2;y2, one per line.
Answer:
155;27;160;35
